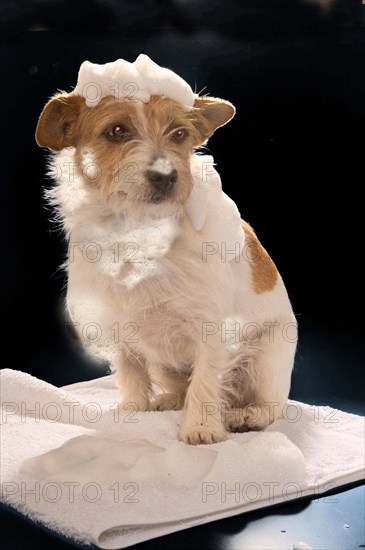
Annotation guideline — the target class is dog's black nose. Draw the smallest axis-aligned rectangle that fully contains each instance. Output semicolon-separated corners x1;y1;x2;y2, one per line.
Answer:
147;168;178;193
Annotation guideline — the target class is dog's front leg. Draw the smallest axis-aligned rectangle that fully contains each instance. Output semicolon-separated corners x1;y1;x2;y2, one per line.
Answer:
115;349;151;412
178;341;227;445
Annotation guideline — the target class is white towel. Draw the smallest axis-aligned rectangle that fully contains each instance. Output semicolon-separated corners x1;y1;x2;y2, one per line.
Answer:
0;368;363;549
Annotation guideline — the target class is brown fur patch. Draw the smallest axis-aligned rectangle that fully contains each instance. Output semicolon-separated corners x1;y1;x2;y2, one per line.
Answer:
241;220;278;294
36;93;84;150
191;97;236;144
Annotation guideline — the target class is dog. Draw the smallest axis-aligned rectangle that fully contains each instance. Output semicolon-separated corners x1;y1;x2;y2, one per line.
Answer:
35;58;297;445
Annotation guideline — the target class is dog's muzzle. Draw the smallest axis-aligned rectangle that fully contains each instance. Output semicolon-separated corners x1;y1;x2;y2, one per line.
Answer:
146;167;178;201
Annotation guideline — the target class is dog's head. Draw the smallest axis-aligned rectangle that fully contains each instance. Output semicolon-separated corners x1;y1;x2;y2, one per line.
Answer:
36;92;235;212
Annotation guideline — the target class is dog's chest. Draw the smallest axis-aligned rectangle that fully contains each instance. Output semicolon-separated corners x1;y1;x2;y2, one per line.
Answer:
66;216;242;366
110;235;230;365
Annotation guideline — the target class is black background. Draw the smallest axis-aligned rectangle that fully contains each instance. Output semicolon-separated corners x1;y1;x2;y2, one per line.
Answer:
1;1;364;549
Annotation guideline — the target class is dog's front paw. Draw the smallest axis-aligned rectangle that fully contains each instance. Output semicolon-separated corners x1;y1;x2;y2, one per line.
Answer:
116;396;150;413
243;404;275;430
150;393;184;411
226;404;275;432
178;421;227;445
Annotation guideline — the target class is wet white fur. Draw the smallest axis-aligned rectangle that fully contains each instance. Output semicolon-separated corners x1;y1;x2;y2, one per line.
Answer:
150;157;174;175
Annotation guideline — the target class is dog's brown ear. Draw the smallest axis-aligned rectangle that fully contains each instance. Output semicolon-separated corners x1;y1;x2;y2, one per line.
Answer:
190;96;236;146
36;94;84;151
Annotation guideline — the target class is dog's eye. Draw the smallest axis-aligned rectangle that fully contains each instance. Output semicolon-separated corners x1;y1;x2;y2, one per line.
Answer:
107;125;129;141
171;129;187;143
